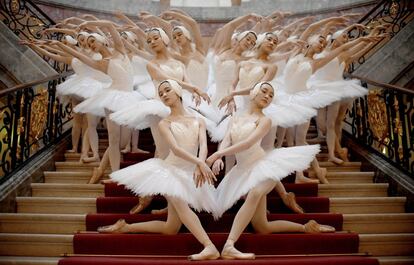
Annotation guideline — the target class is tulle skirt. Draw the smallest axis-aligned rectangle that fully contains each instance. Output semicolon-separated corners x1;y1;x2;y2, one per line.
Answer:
74;89;146;117
215;144;320;218
309;79;368;100
110;158;217;213
56;74;110;101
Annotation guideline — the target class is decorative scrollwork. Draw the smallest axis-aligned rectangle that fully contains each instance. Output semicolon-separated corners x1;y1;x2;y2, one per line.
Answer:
367;89;389;145
29;88;48;151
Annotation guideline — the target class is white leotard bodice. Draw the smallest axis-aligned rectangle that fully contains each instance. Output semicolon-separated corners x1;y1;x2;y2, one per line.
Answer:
71;58;111;84
187;59;209;89
283;54;313;93
212;58;237;104
312;52;344;82
230;115;266;165
107;55;134;91
238;63;266;89
164;118;199;169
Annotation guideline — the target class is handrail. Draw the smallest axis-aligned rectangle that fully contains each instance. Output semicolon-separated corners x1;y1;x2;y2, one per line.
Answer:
0;71;73;97
345;73;414;94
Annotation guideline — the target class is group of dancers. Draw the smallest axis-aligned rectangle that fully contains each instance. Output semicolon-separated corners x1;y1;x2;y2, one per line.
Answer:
20;9;387;260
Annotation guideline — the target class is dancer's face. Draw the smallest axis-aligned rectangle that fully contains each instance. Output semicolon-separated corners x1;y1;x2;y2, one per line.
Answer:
309;35;326;54
77;34;88;49
239;32;257;51
334;32;349;46
172;28;188;46
253;83;274;109
147;30;165;52
260;33;278;54
158;82;180;106
87;36;104;53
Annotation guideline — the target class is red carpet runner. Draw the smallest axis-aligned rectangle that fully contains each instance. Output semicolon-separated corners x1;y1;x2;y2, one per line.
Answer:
58;149;378;265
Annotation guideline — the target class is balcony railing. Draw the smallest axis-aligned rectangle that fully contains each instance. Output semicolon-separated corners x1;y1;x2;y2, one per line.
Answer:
343;74;413;177
348;0;414;73
0;72;73;184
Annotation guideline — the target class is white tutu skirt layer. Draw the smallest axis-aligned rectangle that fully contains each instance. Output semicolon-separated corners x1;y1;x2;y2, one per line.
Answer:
285;89;341;109
57;74;109;101
215;144;320;218
264;102;317;128
110;158;217;213
74;90;146;117
309;79;367;100
110;99;170;130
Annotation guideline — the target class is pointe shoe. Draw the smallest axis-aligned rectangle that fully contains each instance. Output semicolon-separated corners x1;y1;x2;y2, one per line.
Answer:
151;206;168;215
315;168;329;184
98;219;128;233
131;148;150;154
88;167;103;184
304;220;335;234
221;244;255;260
67;149;77;153
81;156;100;163
328;156;344;165
282;192;304;214
120;146;131;154
295;175;320;184
129;196;153;214
188;244;220;261
337;147;349;162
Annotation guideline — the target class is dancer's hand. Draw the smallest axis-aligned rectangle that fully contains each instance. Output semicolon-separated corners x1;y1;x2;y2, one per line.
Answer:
192;88;211;105
196;162;217;187
192;92;201;107
212;158;224;175
206;152;222;167
193;166;204;188
218;95;236;114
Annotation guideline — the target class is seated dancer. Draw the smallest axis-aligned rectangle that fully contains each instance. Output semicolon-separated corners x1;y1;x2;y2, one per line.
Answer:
98;80;220;261
207;82;335;260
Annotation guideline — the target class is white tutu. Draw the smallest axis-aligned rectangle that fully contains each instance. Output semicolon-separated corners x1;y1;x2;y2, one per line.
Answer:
74;90;146;117
110;158;217;213
110;99;170;130
309;79;367;100
264;101;317;128
215;144;320;218
56;75;110;101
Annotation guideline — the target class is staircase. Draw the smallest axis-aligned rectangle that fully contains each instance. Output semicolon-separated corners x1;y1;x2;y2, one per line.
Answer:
0;126;413;265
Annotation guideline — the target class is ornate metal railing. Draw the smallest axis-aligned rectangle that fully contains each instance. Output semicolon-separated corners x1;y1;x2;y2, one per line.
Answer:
0;0;68;72
348;0;414;73
0;71;73;184
343;75;413;176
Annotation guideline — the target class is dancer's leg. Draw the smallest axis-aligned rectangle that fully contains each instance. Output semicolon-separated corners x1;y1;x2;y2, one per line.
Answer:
131;130;150;153
105;109;121;171
168;196;219;260
274;181;304;214
276;127;286;148
222;180;275;259
69;98;82;153
335;100;352;162
82;114;100;163
326;102;342;164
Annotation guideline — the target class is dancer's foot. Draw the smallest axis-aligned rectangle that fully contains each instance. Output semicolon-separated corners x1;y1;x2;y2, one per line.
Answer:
315;168;329;184
67;148;77;153
282;192;304;214
98;219;128;233
120;145;131;154
304;220;335;233
337;147;349;162
295;175;319;184
151;206;168;215
131;147;150;154
81;155;100;163
221;243;255;260
328;156;344;165
88;167;103;184
188;244;220;261
129;196;153;214
100;179;114;184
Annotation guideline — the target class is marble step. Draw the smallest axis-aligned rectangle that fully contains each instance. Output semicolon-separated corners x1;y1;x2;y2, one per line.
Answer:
324;172;374;184
359;233;414;256
0;233;73;257
377;256;414;265
1;213;413;235
0;256;60;265
330;197;406;214
1;232;412;257
31;183;104;198
16;196;406;215
44;171;109;184
318;183;388;197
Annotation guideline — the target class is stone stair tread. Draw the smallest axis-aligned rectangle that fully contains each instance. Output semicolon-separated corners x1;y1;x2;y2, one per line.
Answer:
377;256;414;265
344;213;414;220
31;183;103;189
320;183;388;188
0;233;73;242
318;161;362;167
331;197;406;203
17;197;96;203
359;233;414;256
0;256;60;265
